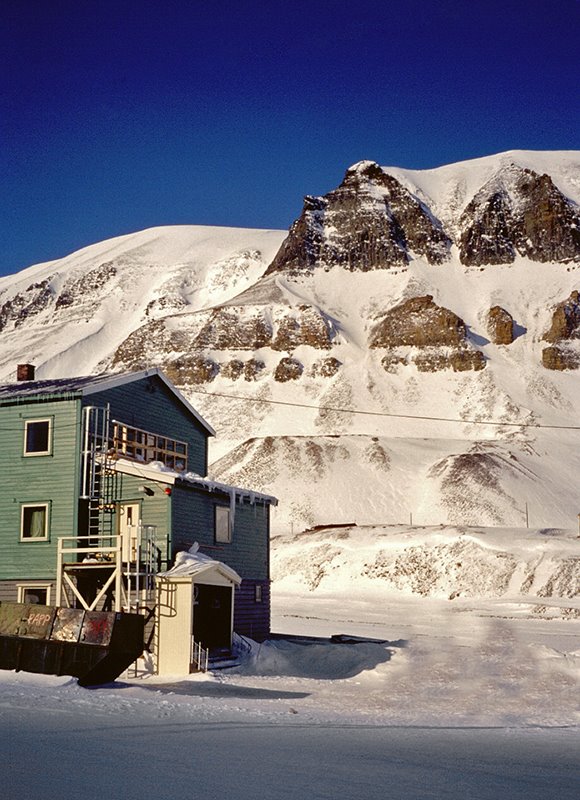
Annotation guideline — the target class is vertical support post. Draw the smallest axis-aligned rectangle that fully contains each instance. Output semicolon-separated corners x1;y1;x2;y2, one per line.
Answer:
135;523;141;612
114;534;122;613
56;538;63;606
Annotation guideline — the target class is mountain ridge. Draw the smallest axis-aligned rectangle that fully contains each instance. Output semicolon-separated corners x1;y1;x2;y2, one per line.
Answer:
2;150;580;535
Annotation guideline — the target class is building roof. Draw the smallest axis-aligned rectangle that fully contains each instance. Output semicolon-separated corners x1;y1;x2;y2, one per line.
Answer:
0;368;216;436
157;544;242;585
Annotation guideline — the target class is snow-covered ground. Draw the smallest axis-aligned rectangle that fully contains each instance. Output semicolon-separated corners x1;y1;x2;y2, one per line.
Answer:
3;528;580;799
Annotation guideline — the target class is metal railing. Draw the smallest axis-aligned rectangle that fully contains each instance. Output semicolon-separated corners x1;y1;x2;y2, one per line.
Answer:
56;525;161;614
191;638;209;672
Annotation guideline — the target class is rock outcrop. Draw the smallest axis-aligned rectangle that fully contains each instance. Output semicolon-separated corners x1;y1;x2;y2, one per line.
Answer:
310;357;341;378
0;279;54;332
542;346;580;371
543;291;580;343
165;356;219;385
370;295;485;373
221;358;266;381
265;161;451;275
542;290;580;370
274;357;304;382
414;348;485;373
111;302;337;383
487;306;514;345
263;160;580;276
193;308;272;350
271;306;335;351
56;263;118;309
459;166;580;266
370;295;467;348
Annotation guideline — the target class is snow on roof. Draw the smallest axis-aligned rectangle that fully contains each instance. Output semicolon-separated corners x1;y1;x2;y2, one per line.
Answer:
112;457;278;505
157;543;241;584
0;368;215;436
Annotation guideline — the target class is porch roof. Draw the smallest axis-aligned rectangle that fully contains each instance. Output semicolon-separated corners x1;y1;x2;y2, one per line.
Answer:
157;544;241;585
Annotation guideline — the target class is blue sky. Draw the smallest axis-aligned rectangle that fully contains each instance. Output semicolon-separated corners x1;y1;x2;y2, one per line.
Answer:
2;0;579;277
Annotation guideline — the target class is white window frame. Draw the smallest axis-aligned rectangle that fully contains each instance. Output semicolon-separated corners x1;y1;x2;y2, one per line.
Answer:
20;503;50;541
17;583;52;605
23;418;53;456
215;506;232;544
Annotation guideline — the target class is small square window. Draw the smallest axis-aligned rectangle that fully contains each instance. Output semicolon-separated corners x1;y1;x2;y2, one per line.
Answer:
21;504;49;540
17;584;51;605
215;506;231;543
24;419;52;455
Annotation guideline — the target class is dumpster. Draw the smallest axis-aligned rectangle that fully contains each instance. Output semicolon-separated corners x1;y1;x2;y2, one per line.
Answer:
0;602;144;686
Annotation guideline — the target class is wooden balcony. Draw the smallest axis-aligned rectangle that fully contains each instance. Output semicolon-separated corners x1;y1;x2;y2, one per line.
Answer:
111;420;188;471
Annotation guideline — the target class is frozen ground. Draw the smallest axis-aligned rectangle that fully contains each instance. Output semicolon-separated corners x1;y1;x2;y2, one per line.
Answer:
2;583;580;799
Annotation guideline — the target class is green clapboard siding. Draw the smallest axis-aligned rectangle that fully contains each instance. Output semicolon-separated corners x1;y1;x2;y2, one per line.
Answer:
110;472;172;569
170;485;270;580
0;399;81;581
86;374;209;475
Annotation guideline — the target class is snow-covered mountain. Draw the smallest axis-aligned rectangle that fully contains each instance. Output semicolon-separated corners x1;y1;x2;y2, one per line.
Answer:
2;150;580;536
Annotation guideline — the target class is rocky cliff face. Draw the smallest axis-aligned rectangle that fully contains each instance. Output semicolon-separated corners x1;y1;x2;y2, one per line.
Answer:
0;278;54;331
369;295;485;373
542;290;580;370
110;301;338;383
266;160;580;275
458;166;580;266
265;161;451;275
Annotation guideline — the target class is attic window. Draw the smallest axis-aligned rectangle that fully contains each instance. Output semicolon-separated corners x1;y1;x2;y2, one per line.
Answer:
24;419;52;456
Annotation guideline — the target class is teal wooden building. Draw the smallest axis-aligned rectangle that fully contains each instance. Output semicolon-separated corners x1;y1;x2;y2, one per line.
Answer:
0;366;276;648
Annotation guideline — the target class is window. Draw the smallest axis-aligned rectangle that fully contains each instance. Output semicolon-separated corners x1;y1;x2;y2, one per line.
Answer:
254;585;263;603
215;506;231;543
17;584;51;605
21;504;49;540
24;419;52;455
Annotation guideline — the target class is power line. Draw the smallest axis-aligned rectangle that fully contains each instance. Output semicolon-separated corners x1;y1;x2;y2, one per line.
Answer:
1;388;579;433
189;388;580;431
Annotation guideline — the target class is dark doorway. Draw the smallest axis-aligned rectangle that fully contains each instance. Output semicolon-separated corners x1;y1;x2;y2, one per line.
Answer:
193;584;232;651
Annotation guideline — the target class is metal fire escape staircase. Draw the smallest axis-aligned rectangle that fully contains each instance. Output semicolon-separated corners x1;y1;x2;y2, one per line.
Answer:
56;406;159;623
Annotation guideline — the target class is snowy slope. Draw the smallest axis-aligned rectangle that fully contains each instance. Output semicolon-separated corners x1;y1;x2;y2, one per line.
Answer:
1;151;580;536
0;225;286;379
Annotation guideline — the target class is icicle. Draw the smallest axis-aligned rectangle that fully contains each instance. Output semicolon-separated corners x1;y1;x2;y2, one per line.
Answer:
229;486;236;535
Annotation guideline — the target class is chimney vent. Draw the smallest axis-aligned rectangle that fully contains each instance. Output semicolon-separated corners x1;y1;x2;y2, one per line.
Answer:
17;364;36;382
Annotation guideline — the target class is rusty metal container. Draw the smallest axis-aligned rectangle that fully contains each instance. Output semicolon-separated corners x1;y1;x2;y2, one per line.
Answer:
0;602;144;686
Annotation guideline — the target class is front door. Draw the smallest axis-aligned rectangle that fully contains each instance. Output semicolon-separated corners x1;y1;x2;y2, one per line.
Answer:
193;584;233;652
118;502;140;562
